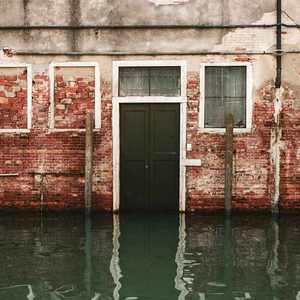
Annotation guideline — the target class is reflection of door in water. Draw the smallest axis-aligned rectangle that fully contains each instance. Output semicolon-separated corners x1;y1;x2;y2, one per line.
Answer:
120;104;180;212
119;215;180;299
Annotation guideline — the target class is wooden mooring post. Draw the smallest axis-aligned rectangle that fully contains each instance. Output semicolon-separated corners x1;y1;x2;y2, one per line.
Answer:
224;114;234;215
85;112;94;214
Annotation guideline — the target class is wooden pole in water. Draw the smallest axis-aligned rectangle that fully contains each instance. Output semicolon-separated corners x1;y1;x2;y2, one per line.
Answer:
224;113;234;215
84;216;93;298
85;112;93;214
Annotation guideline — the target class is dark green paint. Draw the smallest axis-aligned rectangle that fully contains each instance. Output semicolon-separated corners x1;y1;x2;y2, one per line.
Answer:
120;103;180;211
0;213;300;299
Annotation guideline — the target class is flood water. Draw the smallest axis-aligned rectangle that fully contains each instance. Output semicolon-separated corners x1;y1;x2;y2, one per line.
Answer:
0;213;300;300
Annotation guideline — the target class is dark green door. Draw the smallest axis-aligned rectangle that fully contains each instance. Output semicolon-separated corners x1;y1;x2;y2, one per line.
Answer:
120;103;180;211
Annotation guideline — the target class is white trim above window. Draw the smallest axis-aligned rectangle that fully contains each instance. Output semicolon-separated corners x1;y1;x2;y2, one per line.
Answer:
199;62;253;134
48;61;101;132
0;63;32;134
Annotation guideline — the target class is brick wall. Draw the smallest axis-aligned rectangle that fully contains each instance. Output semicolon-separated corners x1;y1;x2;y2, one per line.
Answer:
0;70;112;211
0;67;28;129
185;71;275;212
0;62;299;212
54;67;95;129
280;83;300;210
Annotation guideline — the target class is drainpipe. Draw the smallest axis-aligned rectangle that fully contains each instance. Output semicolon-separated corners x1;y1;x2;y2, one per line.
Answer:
275;0;282;89
271;0;283;214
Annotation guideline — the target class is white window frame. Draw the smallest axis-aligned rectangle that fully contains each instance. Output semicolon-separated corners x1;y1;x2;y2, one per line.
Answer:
113;60;187;103
0;63;32;134
199;62;253;134
49;62;101;132
112;60;193;212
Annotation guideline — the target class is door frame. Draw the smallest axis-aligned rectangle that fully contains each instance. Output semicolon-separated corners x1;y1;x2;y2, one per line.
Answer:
112;60;187;212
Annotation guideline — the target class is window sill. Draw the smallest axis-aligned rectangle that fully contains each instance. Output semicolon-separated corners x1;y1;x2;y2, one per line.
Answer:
47;128;101;133
113;96;187;103
198;127;252;134
0;129;30;134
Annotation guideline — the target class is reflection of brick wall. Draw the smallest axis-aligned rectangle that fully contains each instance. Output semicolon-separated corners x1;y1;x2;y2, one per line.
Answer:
0;214;114;298
54;67;95;129
280;85;300;210
184;216;284;297
0;68;27;129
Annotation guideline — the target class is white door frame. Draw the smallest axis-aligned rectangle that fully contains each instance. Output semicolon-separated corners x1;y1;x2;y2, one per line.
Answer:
112;60;187;212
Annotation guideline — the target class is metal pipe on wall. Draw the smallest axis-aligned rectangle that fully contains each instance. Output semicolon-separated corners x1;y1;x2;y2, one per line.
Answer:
0;24;278;30
14;50;276;56
275;0;282;88
0;23;299;30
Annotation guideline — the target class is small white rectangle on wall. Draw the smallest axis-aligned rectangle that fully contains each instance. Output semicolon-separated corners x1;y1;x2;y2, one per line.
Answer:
182;159;202;167
187;143;192;151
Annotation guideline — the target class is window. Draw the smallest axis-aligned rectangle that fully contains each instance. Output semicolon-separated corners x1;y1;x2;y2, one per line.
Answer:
0;64;32;133
202;65;249;129
119;67;181;97
49;62;101;131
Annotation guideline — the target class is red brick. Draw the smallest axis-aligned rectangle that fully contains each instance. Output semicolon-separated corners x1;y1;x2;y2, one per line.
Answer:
0;70;299;212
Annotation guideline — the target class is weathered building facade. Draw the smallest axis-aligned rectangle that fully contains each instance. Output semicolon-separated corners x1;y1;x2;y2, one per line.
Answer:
0;0;300;212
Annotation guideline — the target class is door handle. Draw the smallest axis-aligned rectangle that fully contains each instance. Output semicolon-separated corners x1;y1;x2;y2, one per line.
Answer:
145;164;149;169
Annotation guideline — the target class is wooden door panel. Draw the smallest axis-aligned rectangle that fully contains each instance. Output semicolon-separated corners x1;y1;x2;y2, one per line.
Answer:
120;103;179;211
151;109;178;156
121;109;148;160
120;104;149;211
149;104;180;211
150;160;179;210
121;161;148;210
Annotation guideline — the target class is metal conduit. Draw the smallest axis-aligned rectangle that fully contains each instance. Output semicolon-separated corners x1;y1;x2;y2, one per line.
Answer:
0;24;278;30
0;23;298;30
13;50;300;56
276;0;282;88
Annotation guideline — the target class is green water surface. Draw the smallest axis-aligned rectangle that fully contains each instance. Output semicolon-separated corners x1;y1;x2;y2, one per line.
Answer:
0;213;299;300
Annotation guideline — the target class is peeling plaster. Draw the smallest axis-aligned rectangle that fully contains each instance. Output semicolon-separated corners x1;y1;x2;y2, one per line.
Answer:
213;10;300;53
270;87;285;213
148;0;190;6
213;12;276;52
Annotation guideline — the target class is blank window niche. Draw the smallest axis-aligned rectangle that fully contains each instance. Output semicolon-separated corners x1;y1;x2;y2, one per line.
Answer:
54;66;96;129
119;66;181;97
204;66;247;128
0;66;30;131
